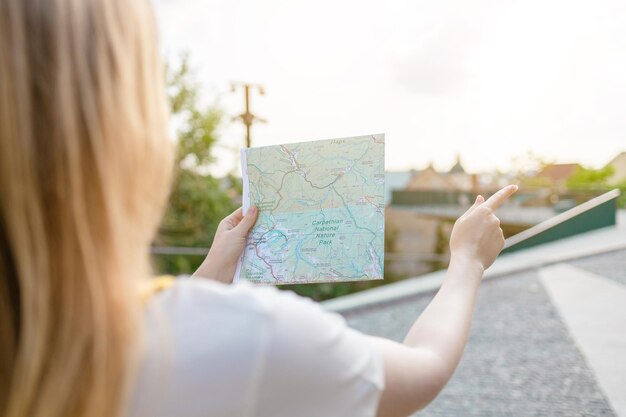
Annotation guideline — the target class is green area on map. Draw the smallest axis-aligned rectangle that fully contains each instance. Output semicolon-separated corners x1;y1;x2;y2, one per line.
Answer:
239;134;385;284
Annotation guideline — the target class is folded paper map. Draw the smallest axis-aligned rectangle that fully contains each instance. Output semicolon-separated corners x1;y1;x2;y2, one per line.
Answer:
234;134;385;284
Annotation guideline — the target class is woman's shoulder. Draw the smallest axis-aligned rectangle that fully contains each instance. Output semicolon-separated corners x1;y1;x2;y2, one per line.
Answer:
147;277;279;317
129;278;383;417
147;277;339;324
130;279;281;416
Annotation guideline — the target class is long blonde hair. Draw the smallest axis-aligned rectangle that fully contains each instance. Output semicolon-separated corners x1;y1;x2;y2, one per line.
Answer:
0;0;173;416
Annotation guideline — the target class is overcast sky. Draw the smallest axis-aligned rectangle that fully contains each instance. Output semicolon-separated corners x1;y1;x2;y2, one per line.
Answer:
153;0;626;176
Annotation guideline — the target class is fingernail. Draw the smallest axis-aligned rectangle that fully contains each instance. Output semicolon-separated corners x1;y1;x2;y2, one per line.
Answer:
249;205;257;213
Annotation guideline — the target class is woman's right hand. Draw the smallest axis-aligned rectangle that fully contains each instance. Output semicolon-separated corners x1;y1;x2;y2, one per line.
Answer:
449;185;518;271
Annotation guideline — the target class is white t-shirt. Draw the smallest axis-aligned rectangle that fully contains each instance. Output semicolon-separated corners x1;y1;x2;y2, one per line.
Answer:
127;278;385;417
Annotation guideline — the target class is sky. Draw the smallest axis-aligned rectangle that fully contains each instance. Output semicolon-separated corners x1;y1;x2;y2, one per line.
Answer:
152;0;626;176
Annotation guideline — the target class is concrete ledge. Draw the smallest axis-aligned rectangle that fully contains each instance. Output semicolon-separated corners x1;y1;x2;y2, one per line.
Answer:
503;189;620;252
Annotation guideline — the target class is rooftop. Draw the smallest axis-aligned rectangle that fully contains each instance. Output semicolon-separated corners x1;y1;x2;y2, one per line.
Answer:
325;210;626;417
535;163;581;182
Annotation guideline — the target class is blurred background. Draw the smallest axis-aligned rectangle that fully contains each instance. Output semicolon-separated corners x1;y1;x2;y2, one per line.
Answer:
149;2;626;416
150;0;625;300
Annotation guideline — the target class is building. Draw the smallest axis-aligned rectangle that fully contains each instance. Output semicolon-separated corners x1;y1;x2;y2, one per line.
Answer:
384;171;414;204
532;163;581;190
606;151;626;184
405;156;473;192
387;157;475;279
386;157;524;279
405;163;461;191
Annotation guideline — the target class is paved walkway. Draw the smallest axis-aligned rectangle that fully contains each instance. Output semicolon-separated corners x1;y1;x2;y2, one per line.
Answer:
330;211;626;415
543;258;626;417
341;249;626;417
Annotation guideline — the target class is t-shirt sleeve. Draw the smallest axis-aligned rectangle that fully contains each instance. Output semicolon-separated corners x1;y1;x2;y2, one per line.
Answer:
252;288;385;417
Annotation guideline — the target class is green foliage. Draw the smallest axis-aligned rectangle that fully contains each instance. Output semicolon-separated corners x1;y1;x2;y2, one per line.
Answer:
566;165;615;191
565;165;625;208
165;57;222;168
613;179;626;208
153;57;238;275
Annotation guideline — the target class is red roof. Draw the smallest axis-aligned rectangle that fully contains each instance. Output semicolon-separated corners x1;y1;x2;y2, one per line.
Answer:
536;163;580;182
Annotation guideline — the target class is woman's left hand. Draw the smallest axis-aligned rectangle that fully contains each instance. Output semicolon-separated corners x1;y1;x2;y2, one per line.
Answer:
192;206;258;283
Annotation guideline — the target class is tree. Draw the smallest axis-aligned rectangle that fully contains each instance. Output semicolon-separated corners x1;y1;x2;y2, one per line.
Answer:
612;179;626;209
153;57;239;274
566;165;625;208
566;165;614;191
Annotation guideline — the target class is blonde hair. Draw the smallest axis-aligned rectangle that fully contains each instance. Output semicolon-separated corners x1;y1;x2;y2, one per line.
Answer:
0;0;173;416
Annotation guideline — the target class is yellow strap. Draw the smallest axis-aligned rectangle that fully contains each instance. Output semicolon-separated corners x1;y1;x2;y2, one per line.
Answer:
140;275;175;304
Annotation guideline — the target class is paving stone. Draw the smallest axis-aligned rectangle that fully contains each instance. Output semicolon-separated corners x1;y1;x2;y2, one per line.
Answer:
343;270;617;417
568;249;626;286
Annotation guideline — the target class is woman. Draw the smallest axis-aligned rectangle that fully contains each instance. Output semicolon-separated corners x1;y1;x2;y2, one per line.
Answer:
0;0;517;416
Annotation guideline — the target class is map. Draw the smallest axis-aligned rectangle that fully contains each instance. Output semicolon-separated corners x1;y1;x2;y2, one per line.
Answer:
234;134;385;285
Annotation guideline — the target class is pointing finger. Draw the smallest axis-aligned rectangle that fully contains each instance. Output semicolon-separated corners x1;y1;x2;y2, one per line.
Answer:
483;185;518;211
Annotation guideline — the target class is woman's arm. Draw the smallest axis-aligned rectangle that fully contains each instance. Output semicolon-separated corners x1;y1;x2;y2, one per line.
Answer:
374;185;517;417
